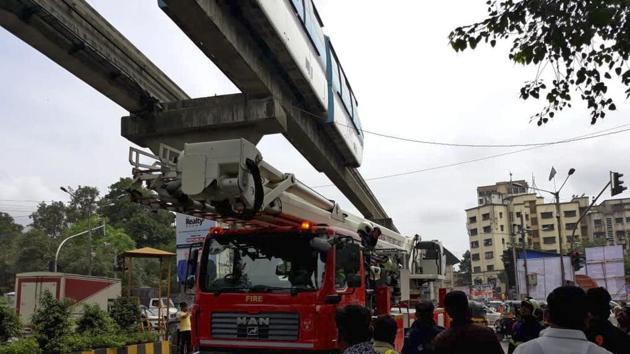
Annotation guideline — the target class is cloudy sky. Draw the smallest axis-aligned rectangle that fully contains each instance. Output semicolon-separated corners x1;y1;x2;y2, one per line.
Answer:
1;0;629;259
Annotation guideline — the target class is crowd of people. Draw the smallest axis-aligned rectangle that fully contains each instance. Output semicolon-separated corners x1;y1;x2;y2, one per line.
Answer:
334;286;630;354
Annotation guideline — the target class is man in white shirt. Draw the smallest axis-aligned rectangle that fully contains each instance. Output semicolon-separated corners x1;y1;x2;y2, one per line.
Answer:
514;286;612;354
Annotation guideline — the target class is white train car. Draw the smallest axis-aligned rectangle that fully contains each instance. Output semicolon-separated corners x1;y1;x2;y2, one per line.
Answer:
254;0;365;166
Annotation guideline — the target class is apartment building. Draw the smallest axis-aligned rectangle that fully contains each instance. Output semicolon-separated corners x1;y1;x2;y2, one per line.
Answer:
465;180;589;293
584;197;630;249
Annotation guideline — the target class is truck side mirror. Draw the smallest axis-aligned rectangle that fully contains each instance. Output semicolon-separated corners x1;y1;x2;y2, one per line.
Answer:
346;273;362;288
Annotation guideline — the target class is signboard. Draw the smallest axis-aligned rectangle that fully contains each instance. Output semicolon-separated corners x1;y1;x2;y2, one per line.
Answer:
584;245;626;301
175;213;215;283
517;256;574;301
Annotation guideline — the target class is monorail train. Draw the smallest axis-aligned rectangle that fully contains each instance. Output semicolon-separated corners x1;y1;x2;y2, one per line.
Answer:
255;0;364;167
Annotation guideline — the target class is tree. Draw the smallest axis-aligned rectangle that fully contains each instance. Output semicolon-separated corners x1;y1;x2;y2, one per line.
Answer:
99;178;174;249
0;213;21;293
457;250;472;286
30;201;67;238
0;212;22;236
31;290;72;353
13;229;55;273
449;0;630;125
0;300;21;341
64;186;99;223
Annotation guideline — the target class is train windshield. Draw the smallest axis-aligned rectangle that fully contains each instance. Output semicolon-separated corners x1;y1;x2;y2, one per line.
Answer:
200;233;325;293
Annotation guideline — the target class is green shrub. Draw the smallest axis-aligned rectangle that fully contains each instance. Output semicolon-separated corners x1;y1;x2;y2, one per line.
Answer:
0;338;42;354
108;297;140;332
126;330;159;344
76;304;116;335
0;302;21;341
30;290;73;354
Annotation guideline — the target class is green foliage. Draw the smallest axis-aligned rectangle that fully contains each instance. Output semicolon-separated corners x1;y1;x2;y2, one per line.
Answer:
0;302;21;341
108;297;141;332
31;291;73;353
64;186;100;223
76;303;116;335
0;338;41;354
30;201;67;238
13;229;54;273
0;213;22;292
0;212;23;236
99;178;175;249
449;0;630;125
456;250;472;286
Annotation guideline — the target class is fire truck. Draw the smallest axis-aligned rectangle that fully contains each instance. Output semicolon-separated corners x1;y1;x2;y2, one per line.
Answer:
129;138;446;353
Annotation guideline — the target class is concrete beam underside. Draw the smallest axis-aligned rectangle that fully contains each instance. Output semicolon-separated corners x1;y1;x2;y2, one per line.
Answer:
160;0;394;228
121;94;286;152
0;0;188;112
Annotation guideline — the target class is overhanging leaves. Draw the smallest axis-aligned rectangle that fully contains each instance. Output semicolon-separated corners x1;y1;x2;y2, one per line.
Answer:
449;0;630;125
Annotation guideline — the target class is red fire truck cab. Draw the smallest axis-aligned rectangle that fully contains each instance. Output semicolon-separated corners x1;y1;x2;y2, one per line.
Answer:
189;225;404;353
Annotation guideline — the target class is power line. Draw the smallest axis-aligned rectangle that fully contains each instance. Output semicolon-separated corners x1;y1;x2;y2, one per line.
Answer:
312;125;630;188
361;123;630;148
285;99;630;148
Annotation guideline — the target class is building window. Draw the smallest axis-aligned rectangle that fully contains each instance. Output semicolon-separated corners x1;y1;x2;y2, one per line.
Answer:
516;212;522;218
487;265;494;272
594;232;605;239
500;225;504;232
482;213;490;221
594;219;602;226
470;228;478;236
473;266;481;274
469;216;477;224
615;217;624;224
483;226;492;233
471;241;479;249
543;236;556;244
564;210;577;218
484;251;494;259
541;212;553;219
565;223;576;230
474;278;483;285
542;224;555;231
531;217;538;226
499;212;503;218
616;230;625;238
472;253;480;261
484;238;493;246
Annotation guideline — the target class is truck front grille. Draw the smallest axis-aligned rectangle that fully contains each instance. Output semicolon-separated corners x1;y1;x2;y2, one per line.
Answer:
211;312;299;341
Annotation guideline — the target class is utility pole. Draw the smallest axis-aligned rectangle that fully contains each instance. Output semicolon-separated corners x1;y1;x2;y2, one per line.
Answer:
555;191;567;285
520;213;530;297
511;226;520;298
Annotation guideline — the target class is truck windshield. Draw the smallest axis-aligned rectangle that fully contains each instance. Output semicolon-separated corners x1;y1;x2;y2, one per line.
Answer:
200;233;325;293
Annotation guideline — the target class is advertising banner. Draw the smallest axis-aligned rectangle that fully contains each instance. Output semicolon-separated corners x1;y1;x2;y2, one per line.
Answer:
175;213;215;283
584;245;627;301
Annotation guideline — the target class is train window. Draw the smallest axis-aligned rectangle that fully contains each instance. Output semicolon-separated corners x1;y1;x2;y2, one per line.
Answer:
339;70;352;116
304;1;325;56
329;53;341;95
351;94;363;137
290;0;305;21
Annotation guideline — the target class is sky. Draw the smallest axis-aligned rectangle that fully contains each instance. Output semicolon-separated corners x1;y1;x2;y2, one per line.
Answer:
1;0;630;259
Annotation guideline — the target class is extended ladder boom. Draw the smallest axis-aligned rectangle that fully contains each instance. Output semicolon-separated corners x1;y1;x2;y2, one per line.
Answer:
129;138;445;279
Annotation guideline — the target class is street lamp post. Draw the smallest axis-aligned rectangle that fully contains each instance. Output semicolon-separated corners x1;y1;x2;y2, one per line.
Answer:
54;223;105;273
527;168;575;285
61;186;95;275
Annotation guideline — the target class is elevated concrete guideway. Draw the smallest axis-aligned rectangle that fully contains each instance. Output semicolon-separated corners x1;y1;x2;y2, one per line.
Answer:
0;0;396;230
0;0;188;112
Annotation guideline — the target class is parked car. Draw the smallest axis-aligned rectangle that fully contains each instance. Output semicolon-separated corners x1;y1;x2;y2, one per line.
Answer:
148;297;177;323
140;305;161;330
